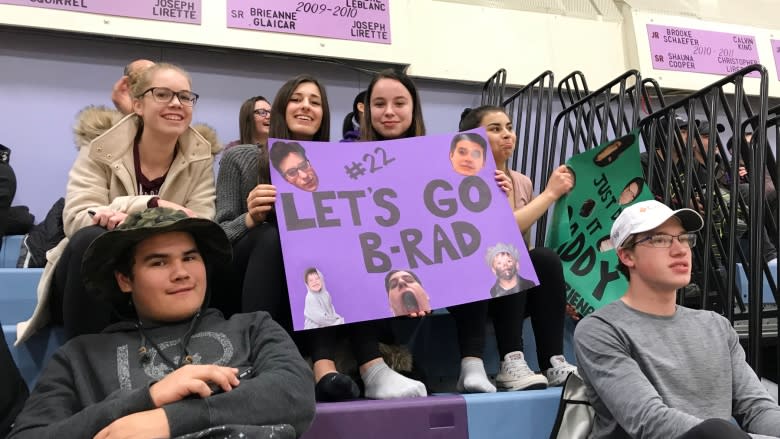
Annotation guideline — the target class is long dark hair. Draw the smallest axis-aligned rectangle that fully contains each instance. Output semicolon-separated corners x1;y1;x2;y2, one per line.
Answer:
342;90;366;138
269;74;331;141
361;69;426;141
235;96;272;184
238;95;269;145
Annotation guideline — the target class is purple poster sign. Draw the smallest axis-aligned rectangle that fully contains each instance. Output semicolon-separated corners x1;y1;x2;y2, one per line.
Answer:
772;40;780;81
270;131;536;330
226;0;390;44
0;0;200;24
646;24;760;77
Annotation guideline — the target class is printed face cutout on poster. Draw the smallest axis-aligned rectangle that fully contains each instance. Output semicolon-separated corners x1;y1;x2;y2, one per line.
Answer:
269;130;537;330
545;131;653;316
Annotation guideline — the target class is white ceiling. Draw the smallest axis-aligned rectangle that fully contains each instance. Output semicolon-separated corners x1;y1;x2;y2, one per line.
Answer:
433;0;780;29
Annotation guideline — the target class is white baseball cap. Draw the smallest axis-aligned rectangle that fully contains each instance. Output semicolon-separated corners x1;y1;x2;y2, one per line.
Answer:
608;200;703;250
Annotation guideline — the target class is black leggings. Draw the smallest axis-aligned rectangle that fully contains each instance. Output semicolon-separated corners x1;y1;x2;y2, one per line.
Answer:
234;222;292;330
235;222;383;367
51;225;112;339
678;419;750;439
307;320;383;367
449;247;566;370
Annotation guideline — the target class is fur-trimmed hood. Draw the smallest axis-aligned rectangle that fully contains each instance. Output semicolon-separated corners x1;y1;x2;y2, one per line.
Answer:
73;105;222;154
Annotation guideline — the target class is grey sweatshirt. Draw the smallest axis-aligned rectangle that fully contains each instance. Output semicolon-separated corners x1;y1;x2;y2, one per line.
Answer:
8;309;315;438
574;300;780;439
215;144;261;243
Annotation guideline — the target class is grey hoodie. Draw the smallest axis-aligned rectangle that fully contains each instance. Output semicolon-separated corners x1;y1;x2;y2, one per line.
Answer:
8;309;315;438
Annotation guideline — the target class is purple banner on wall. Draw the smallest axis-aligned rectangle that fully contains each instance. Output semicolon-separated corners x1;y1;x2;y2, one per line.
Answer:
772;40;780;81
0;0;201;24
226;0;390;44
646;24;760;77
270;131;536;330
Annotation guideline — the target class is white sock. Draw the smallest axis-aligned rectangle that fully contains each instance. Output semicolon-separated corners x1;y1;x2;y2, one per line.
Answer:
361;361;427;399
457;357;496;393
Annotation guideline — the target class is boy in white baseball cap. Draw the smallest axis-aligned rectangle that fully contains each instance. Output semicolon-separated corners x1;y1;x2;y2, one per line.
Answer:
574;200;780;439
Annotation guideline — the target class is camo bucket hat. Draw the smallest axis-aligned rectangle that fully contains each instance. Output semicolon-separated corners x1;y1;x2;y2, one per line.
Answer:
81;207;232;311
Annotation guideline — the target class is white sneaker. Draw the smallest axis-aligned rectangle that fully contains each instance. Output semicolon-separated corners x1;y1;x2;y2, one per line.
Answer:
546;355;579;386
495;351;548;391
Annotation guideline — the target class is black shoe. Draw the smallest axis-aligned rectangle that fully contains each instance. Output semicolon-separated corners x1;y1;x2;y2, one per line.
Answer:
315;372;361;402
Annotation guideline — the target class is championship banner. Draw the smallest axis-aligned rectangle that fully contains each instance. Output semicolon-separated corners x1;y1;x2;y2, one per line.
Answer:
546;131;653;316
269;131;537;330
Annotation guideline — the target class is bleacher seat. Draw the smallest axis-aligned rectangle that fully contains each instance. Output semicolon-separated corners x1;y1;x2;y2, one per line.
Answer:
0;268;41;323
0;246;49;387
462;388;562;439
735;260;778;305
1;234;23;268
4;325;64;388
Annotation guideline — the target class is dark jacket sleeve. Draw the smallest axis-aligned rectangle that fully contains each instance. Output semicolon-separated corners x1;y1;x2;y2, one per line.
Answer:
0;318;27;437
163;312;316;438
7;348;156;439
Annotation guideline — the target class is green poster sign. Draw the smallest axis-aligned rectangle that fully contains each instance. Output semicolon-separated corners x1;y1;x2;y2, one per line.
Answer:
545;130;653;316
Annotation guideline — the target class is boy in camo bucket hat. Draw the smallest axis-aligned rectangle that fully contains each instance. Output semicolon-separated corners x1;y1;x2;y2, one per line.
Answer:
8;207;315;439
81;207;231;317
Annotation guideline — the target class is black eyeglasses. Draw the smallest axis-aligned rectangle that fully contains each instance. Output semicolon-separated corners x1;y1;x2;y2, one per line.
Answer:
633;233;697;248
282;160;312;179
253;109;271;118
139;87;199;106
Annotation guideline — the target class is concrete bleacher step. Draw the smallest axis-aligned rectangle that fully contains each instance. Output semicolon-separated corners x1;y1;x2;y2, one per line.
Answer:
302;395;469;439
0;268;42;323
300;389;562;439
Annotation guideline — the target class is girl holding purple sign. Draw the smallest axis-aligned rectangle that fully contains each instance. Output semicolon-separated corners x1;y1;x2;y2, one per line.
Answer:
218;74;425;402
294;70;430;402
446;106;578;393
216;75;330;326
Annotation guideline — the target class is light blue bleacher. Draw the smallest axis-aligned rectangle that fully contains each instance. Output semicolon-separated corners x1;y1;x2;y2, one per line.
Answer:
0;268;42;324
1;232;40;328
735;260;778;305
463;388;562;439
1;235;63;388
4;324;65;388
1;234;23;268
